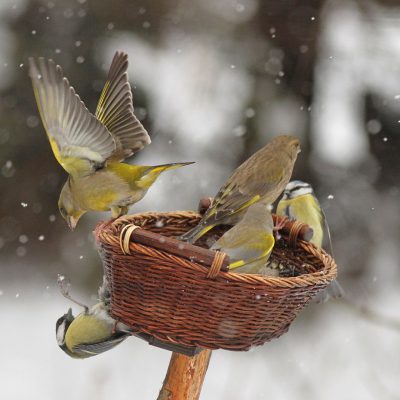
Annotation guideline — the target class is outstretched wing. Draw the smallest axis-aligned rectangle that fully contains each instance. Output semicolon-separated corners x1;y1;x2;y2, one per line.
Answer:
95;51;151;161
29;57;116;177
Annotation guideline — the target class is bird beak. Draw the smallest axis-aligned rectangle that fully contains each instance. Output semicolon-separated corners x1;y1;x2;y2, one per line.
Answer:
67;216;78;231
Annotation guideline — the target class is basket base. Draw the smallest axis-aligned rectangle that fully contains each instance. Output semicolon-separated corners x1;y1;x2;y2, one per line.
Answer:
135;332;203;357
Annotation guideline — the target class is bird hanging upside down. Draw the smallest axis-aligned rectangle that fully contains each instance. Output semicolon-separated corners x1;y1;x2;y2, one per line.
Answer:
56;275;131;359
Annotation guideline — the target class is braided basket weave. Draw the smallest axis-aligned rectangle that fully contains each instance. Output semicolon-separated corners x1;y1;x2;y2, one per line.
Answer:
95;211;337;352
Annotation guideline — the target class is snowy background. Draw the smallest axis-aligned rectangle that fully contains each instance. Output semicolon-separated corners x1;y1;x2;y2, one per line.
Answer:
1;0;400;399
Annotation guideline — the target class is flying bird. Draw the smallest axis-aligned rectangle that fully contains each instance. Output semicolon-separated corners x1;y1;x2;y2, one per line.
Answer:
29;52;193;229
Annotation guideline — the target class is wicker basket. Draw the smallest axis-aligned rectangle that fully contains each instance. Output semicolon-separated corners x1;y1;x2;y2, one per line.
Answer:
95;211;337;353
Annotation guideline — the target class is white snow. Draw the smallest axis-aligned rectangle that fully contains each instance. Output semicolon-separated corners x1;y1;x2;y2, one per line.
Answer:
0;284;399;400
312;1;400;166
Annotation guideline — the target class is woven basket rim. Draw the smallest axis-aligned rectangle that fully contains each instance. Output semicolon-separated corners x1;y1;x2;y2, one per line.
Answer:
95;210;338;288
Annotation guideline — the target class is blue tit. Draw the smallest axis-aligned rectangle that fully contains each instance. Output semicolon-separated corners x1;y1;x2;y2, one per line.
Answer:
276;180;344;300
56;276;131;359
180;135;300;244
210;202;275;275
276;181;324;247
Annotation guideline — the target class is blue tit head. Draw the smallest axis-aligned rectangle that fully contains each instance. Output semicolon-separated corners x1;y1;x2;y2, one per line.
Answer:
55;303;131;359
56;308;75;356
282;180;314;200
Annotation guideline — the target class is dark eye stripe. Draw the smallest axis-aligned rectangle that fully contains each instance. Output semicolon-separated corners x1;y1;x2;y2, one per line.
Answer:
289;183;310;192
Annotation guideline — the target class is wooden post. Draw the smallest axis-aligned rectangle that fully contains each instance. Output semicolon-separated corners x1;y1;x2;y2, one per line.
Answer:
157;350;212;400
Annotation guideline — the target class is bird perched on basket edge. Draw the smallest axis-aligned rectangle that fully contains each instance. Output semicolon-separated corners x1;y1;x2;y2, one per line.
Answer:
29;51;193;229
56;275;131;358
210;201;275;274
179;135;300;244
276;180;344;300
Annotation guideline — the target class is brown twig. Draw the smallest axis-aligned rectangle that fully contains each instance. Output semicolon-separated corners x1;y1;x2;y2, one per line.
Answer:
119;224;230;271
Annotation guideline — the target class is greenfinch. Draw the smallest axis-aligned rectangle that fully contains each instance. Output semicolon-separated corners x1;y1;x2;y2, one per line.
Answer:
276;180;344;300
211;202;275;274
180;135;300;243
56;275;131;359
29;52;193;229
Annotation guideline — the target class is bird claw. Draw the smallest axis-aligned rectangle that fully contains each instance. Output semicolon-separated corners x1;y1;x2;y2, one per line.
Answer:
273;216;288;232
111;206;129;219
273;216;288;240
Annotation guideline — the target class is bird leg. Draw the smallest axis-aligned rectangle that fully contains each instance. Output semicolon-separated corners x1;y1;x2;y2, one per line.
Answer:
111;205;129;218
273;216;289;240
57;274;89;313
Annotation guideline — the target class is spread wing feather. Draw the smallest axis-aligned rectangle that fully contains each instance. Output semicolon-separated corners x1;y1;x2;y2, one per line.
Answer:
29;57;116;177
95;51;151;161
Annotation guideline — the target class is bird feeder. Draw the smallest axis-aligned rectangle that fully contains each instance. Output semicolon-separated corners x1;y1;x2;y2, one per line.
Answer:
94;199;337;399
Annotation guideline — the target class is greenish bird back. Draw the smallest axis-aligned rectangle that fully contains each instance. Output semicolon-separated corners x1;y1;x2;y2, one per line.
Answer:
65;314;112;355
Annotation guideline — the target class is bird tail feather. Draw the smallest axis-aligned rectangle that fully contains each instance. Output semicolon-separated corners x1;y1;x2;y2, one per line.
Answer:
151;161;194;173
314;279;344;303
137;162;194;190
178;223;214;244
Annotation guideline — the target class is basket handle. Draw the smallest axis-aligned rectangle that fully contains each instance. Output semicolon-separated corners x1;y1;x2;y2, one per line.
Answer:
274;215;313;244
287;220;312;248
119;224;230;272
206;251;227;279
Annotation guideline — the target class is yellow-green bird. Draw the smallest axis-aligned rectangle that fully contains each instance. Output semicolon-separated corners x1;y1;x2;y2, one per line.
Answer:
180;135;300;243
56;275;131;359
211;202;275;274
276;181;324;246
276;180;344;300
29;52;193;229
